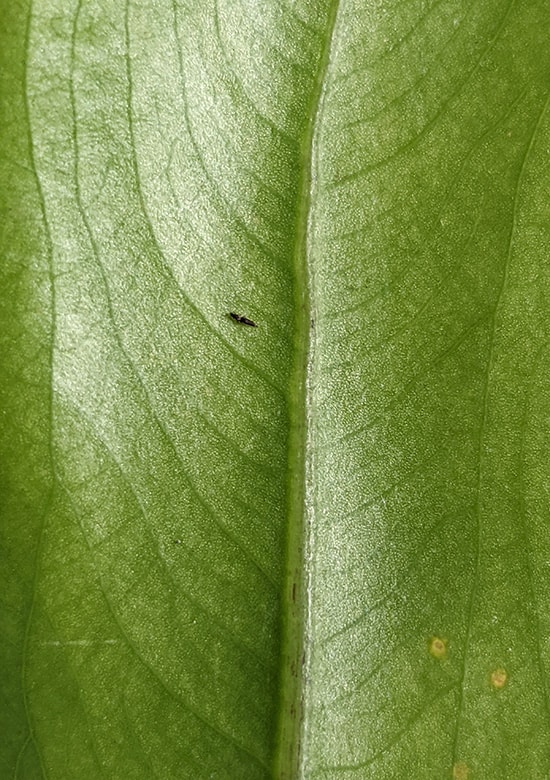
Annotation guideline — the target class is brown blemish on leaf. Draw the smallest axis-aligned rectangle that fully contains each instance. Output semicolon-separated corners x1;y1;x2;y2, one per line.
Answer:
453;761;469;779
429;636;447;659
490;667;507;689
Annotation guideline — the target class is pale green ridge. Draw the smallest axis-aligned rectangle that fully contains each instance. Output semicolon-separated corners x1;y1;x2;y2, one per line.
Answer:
274;0;341;777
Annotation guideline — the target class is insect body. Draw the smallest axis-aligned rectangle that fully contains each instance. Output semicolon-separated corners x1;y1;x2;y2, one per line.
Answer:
229;312;257;327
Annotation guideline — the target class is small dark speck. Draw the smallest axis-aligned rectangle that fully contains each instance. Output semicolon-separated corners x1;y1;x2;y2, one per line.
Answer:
174;539;182;545
229;312;257;327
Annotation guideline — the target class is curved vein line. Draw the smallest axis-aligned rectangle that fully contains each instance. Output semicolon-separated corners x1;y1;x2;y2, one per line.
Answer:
335;203;485;354
213;0;300;147
169;0;288;273
125;0;285;399
70;3;277;592
62;389;278;593
12;736;31;780
451;91;550;766
315;684;456;775
282;4;322;35
333;79;507;249
320;512;449;652
229;0;311;73
19;4;57;777
334;84;526;251
336;312;489;449
120;695;162;779
329;0;517;189
334;0;445;86
344;0;476;130
58;482;271;773
195;406;279;477
436;87;527;216
57;394;272;667
39;609;106;777
518;345;550;723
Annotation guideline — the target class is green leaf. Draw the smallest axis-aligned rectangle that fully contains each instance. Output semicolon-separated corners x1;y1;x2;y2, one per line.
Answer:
3;0;550;777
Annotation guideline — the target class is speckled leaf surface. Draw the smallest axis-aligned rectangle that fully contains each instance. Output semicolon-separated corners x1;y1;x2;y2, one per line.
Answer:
2;1;550;778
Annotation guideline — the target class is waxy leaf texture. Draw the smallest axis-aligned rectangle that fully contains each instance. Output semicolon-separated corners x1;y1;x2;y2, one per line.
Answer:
2;1;550;777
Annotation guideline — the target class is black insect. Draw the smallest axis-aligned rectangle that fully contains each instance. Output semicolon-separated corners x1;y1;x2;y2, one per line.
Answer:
229;312;257;327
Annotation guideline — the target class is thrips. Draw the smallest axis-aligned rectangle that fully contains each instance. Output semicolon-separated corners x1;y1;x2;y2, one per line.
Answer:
229;312;257;327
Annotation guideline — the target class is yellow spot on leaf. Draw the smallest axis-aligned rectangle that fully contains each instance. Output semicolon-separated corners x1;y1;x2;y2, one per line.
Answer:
491;667;507;689
453;761;469;779
429;636;447;659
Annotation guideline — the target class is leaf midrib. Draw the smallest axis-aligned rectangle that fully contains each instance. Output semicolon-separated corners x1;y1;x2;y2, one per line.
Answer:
274;2;342;777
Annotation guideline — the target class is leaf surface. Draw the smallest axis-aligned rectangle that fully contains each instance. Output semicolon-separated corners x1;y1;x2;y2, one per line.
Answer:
2;1;550;778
